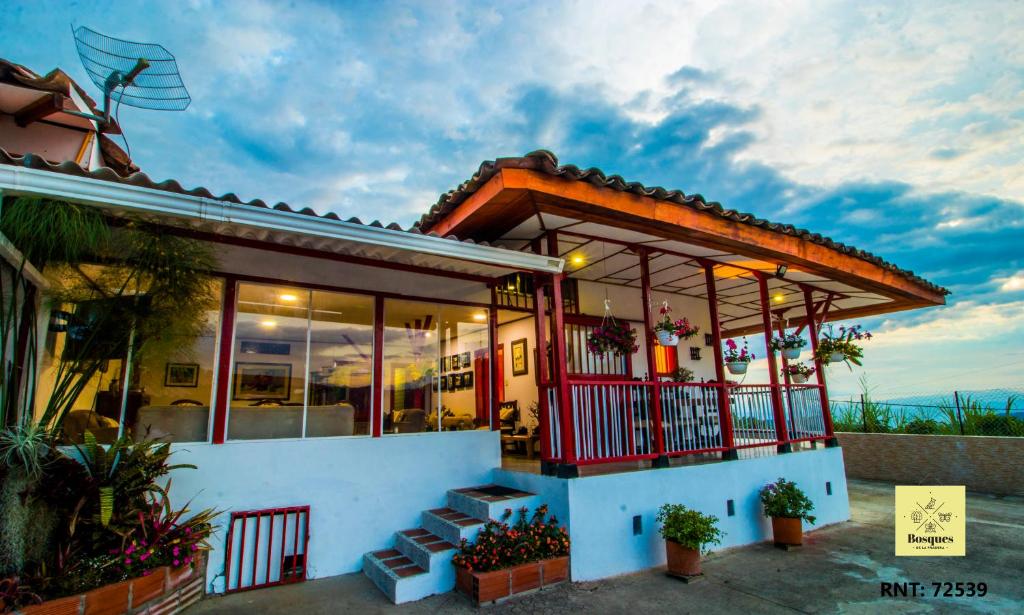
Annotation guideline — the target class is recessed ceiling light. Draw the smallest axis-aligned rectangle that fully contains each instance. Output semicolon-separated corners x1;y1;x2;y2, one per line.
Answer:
259;319;277;328
280;294;298;302
571;254;585;266
773;293;785;303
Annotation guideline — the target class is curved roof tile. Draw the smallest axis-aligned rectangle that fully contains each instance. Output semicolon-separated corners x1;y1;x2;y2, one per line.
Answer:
414;150;948;296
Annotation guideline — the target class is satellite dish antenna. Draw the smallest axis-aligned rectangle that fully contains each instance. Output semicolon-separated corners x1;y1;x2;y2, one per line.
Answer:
69;25;190;128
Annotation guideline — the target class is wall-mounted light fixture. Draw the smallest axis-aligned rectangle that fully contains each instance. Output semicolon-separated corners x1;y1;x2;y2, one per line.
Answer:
775;264;788;279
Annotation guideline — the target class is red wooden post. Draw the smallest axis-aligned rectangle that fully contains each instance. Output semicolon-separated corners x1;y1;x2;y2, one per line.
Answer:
549;271;578;475
488;285;500;430
639;249;668;465
533;273;555;468
802;287;837;446
371;295;385;437
757;274;790;452
211;278;238;444
704;263;737;458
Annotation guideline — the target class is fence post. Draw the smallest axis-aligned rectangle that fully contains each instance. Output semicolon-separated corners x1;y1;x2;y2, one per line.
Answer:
860;394;868;432
954;390;965;435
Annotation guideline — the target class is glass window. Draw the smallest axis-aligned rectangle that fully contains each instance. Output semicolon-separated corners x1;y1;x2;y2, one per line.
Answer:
382;299;490;434
227;284;309;440
438;305;490;431
132;279;223;442
306;290;374;437
382;300;439;434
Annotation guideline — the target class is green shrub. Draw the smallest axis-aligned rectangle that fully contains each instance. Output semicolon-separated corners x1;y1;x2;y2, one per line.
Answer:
656;504;723;553
760;478;816;523
903;418;941;435
974;414;1024;437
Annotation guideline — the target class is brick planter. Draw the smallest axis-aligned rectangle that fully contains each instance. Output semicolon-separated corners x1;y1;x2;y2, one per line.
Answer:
16;555;205;615
455;556;569;605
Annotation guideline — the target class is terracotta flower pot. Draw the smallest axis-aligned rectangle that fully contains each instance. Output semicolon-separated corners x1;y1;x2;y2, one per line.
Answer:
665;540;702;577
456;566;509;605
541;556;569;584
771;516;803;546
725;361;748;375
510;562;541;594
791;373;808;384
83;579;130;615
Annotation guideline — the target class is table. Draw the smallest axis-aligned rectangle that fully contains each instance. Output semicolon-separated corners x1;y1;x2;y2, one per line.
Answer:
501;434;539;459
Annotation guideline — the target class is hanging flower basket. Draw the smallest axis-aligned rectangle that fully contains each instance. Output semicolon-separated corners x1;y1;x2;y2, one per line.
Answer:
652;302;699;347
815;324;871;368
723;338;754;375
587;321;638;356
770;333;806;360
781;362;815;384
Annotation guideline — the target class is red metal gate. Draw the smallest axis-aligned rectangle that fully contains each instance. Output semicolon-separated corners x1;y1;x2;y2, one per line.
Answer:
224;506;310;593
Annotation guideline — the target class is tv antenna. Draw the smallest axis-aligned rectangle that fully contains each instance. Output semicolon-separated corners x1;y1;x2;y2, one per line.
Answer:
69;26;190;129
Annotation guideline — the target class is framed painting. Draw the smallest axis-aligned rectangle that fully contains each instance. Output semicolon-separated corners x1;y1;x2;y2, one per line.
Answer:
511;338;528;376
440;374;448;391
460;351;471;367
164;362;199;387
441;356;449;373
464;371;473;389
233;362;291;401
451;354;461;370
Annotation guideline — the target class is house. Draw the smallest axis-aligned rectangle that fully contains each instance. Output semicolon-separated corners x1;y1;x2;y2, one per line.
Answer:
0;58;946;604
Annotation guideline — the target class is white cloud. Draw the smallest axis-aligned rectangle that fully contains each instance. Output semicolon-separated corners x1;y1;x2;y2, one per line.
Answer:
870;301;1024;347
997;272;1024;292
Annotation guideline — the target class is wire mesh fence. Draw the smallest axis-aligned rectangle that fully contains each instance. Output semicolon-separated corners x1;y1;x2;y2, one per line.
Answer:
830;389;1024;437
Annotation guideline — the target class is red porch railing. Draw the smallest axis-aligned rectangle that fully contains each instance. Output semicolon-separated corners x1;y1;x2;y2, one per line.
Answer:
541;381;830;468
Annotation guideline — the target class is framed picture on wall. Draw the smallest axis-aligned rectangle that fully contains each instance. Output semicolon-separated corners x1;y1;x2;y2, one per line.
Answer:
441;356;449;373
451;354;461;370
464;371;474;388
164;362;199;387
440;374;448;391
511;338;528;376
460;351;471;367
447;374;458;390
233;362;292;401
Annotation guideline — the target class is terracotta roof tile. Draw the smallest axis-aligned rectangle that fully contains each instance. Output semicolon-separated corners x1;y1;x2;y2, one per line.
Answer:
415;150;948;296
0;149;500;250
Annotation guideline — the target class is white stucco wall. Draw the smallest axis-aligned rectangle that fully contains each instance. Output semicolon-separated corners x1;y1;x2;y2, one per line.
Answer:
167;430;501;593
495;447;849;581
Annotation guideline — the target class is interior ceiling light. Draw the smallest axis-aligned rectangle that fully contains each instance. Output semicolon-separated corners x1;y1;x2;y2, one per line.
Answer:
259;319;277;328
280;293;298;302
571;254;586;266
473;313;487;321
773;293;785;303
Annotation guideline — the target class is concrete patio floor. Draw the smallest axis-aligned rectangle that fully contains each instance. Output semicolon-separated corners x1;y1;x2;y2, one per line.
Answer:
187;480;1024;614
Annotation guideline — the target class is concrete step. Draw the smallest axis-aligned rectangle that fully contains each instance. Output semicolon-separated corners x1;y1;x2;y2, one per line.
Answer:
394;528;456;571
421;507;486;545
447;484;540;521
362;549;427;604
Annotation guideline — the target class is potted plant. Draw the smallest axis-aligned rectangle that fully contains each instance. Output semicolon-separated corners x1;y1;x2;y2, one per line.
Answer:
452;505;570;605
656;504;723;578
723;338;754;375
652;303;700;347
587;321;638;356
781;363;815;384
667;366;695;383
815;324;871;367
770;333;806;360
760;478;816;547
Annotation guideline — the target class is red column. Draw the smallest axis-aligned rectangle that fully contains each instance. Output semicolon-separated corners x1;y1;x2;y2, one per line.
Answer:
757;274;790;452
533;274;554;465
549;272;577;473
211;278;238;444
488;285;500;430
370;295;385;437
704;263;736;457
639;250;668;463
802;288;836;445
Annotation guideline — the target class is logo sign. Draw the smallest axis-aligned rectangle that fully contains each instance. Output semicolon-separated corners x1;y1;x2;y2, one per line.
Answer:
895;486;965;556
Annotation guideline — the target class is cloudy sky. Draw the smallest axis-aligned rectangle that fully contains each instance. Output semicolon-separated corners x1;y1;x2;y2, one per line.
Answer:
6;0;1023;398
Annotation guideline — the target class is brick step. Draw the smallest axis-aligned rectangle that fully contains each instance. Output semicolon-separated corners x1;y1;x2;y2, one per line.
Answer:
421;508;486;545
447;484;539;521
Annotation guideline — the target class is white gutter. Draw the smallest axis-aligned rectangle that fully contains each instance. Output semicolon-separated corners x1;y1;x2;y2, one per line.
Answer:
0;165;564;274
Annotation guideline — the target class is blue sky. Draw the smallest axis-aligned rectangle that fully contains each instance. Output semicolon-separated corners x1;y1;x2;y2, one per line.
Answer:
5;1;1023;398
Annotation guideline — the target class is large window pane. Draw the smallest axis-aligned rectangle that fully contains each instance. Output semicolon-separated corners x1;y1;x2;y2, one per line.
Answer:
306;290;374;437
382;300;439;434
132;279;223;442
227;283;309;440
437;305;490;431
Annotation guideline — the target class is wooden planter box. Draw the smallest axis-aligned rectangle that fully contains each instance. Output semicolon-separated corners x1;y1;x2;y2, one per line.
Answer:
455;556;569;605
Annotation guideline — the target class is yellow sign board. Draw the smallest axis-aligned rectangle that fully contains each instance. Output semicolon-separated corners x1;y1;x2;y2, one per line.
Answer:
895;485;965;557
